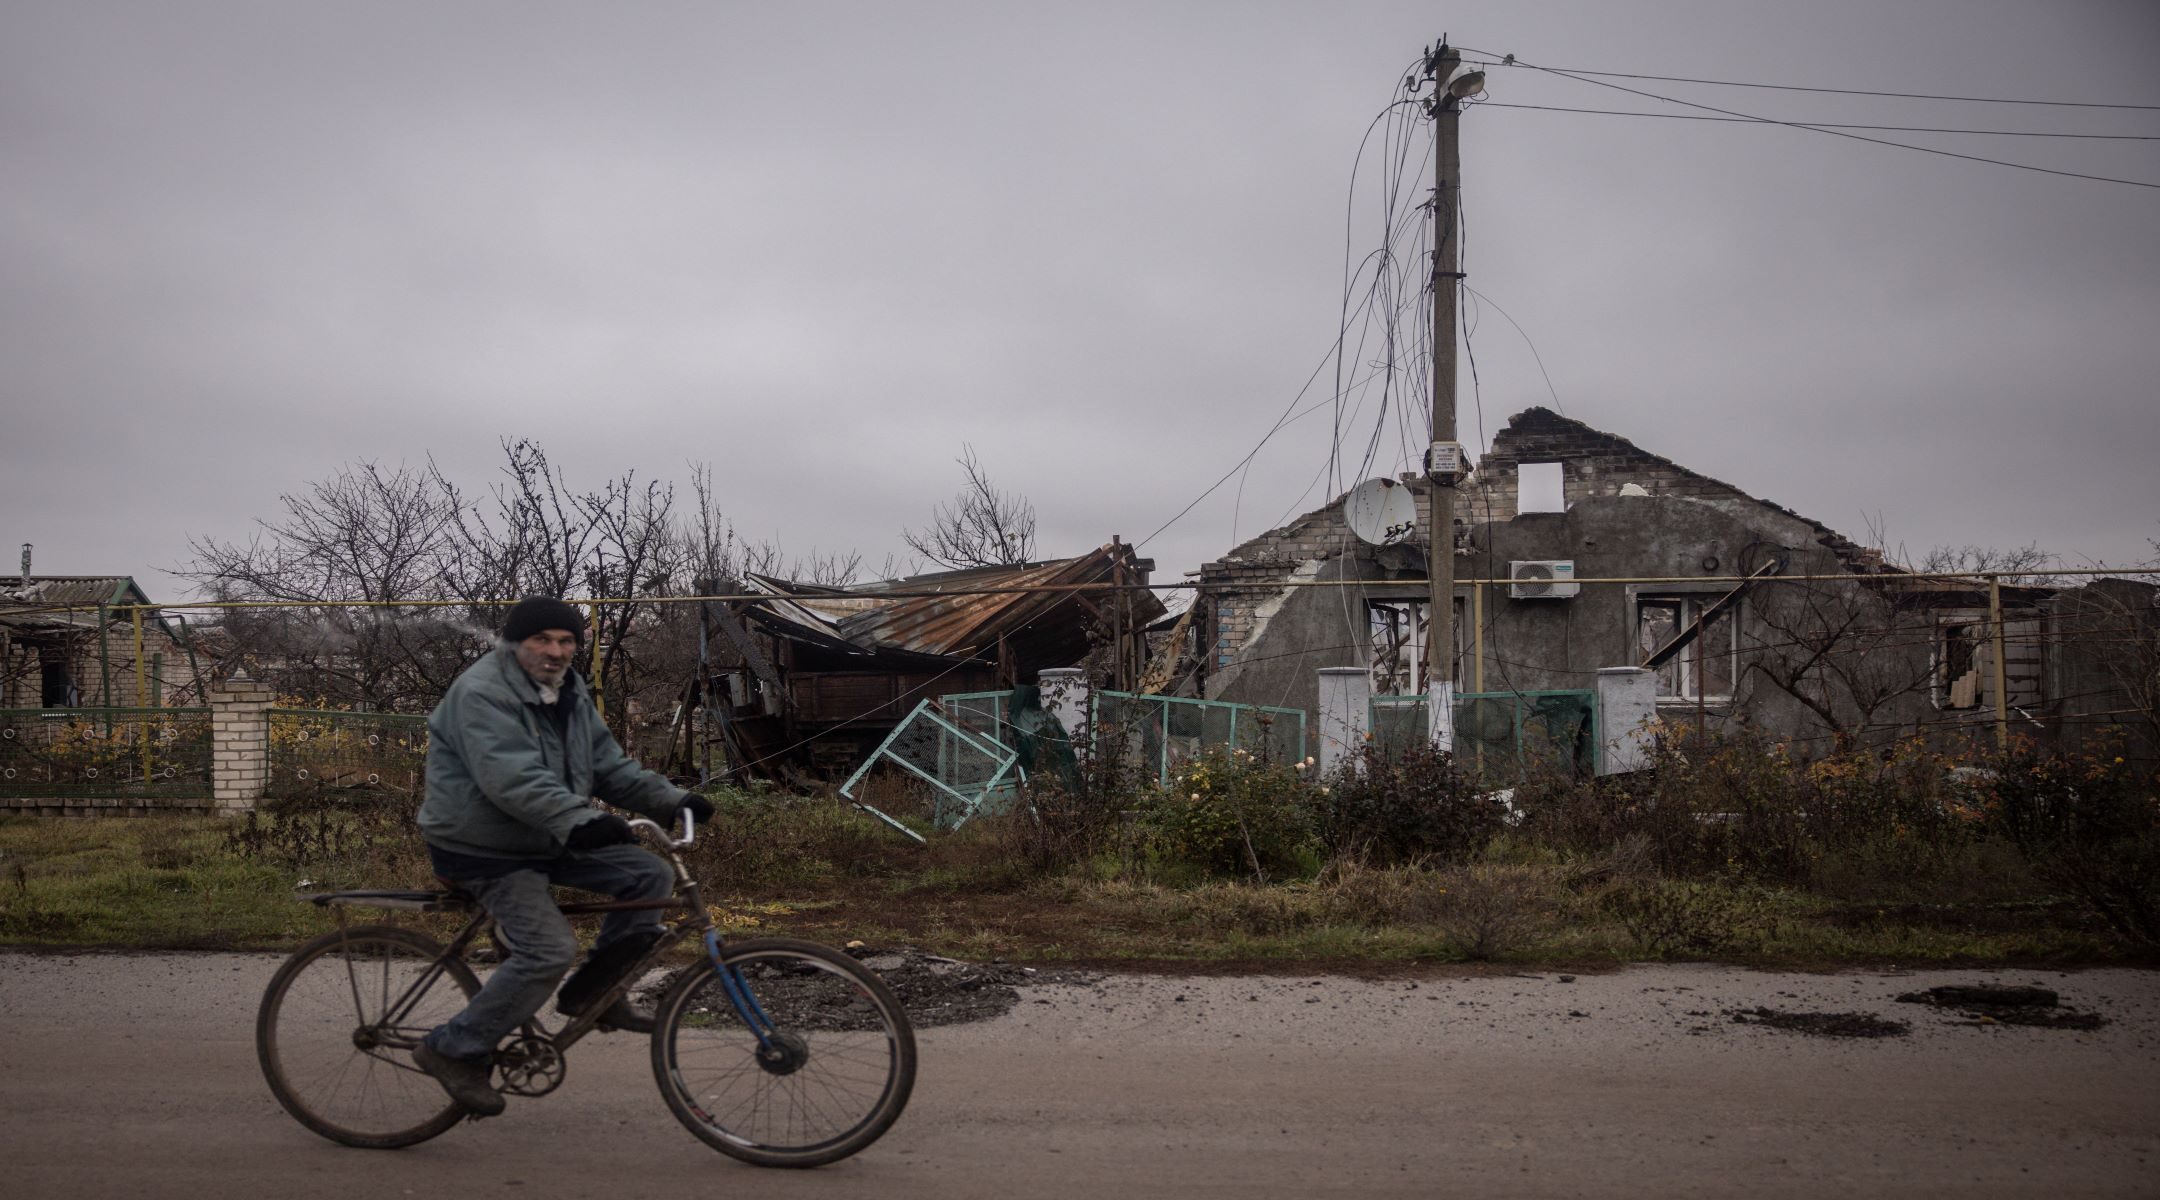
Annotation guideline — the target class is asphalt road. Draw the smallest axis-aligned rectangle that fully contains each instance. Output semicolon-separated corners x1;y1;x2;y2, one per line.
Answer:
1;952;2154;1199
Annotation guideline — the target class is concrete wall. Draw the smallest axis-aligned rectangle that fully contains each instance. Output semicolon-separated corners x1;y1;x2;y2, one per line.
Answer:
1198;486;1934;754
1189;407;2157;759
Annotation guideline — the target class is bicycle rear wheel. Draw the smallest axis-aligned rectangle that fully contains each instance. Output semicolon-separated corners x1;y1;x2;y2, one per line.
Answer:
652;937;916;1168
257;925;481;1148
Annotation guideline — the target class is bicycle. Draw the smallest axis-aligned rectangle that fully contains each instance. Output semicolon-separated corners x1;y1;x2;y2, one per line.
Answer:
255;811;916;1168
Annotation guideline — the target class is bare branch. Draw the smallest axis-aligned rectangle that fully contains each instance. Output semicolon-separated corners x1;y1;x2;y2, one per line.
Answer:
901;444;1038;569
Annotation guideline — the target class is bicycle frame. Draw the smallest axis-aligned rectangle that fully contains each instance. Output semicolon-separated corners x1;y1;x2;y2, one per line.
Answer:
323;810;788;1061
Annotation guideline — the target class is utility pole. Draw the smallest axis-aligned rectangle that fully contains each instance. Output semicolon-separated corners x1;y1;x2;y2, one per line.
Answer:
1424;40;1481;751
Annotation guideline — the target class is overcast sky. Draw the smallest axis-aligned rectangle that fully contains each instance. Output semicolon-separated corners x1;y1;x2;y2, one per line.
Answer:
4;0;2156;602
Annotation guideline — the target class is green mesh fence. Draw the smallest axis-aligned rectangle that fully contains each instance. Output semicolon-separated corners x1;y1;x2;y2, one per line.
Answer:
1091;691;1307;785
0;708;213;798
1370;690;1598;778
267;710;429;800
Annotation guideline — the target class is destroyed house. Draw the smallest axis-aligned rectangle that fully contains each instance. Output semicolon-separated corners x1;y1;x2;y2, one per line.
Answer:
1183;407;2125;760
1;574;201;709
702;542;1163;780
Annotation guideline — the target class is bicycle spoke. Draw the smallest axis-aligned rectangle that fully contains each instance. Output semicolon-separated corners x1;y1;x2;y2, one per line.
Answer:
653;939;915;1166
259;927;480;1149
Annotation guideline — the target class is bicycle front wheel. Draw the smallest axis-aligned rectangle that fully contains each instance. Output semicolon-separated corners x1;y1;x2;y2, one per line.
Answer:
652;937;917;1168
257;924;481;1149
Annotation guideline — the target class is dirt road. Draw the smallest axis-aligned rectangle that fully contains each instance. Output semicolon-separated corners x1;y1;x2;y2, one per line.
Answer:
1;952;2153;1198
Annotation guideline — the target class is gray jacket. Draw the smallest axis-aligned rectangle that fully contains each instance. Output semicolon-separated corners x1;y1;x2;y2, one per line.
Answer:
419;641;683;859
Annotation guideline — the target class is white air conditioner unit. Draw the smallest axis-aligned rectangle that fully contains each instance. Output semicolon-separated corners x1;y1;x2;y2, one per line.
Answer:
1509;560;1578;599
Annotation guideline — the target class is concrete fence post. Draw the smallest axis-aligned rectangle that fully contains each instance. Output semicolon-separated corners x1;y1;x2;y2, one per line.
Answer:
1317;667;1371;775
1595;667;1657;775
210;670;276;812
1037;668;1091;762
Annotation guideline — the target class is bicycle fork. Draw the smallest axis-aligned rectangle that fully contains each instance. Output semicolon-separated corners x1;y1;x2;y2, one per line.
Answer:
704;929;785;1055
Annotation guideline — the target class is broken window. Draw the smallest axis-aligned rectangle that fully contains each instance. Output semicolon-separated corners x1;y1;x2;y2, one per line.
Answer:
1933;617;2042;712
1936;620;1983;710
37;646;79;708
1367;599;1468;695
1636;596;1736;702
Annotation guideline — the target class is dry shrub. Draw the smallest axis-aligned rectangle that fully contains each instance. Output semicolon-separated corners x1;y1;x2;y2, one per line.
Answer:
1313;861;1451;925
1314;741;1507;866
685;788;909;888
1603;878;1776;957
223;786;429;884
1431;863;1558;960
1807;835;2036;906
989;778;1130;875
1181;883;1322;935
1977;739;2160;948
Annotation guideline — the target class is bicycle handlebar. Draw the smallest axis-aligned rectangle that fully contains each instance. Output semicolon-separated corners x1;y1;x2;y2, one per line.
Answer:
626;807;695;849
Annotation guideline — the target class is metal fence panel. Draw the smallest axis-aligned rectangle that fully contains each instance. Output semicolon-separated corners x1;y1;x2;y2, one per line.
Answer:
0;708;212;798
1090;690;1307;784
267;710;429;800
839;699;1020;839
1371;690;1598;778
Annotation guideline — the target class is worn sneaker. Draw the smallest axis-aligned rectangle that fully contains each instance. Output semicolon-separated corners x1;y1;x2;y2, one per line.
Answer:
559;993;656;1035
413;1042;507;1117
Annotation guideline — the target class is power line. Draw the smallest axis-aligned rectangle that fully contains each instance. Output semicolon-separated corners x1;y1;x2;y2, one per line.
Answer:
1478;101;2160;139
1484;56;2160;191
1464;57;2160;111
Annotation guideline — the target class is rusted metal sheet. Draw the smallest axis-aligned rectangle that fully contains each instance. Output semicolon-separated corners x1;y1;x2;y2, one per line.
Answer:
835;544;1165;665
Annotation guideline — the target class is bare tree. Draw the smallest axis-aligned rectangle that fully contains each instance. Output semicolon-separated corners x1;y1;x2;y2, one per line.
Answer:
1915;542;2054;586
180;446;892;727
902;444;1038;570
179;461;480;709
445;439;599;603
1742;577;1939;751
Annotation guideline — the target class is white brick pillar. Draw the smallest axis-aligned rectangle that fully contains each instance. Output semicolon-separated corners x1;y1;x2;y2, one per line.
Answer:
211;670;276;811
1317;667;1371;776
1037;668;1090;763
1596;667;1657;775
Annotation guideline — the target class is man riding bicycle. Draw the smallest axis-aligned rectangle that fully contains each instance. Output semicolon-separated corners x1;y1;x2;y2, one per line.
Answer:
412;596;714;1116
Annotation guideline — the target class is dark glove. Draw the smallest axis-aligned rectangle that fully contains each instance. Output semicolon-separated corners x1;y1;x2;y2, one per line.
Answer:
678;792;716;824
565;813;636;851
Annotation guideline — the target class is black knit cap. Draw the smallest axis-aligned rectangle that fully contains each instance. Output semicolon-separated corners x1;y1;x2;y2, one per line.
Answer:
501;596;585;644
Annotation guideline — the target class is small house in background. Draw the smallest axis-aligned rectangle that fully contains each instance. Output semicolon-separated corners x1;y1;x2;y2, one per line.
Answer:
1182;408;2150;765
698;540;1162;782
0;562;205;709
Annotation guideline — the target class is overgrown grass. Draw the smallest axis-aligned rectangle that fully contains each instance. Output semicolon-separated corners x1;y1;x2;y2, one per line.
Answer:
3;733;2151;966
0;815;335;947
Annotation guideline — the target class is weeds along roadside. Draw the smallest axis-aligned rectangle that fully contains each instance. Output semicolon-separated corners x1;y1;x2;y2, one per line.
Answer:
1;731;2152;963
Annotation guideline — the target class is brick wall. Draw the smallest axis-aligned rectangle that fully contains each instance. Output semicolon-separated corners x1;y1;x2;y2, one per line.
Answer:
1463;407;1867;562
210;672;275;810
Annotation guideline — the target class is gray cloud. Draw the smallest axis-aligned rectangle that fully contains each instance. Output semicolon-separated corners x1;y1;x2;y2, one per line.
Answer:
3;0;2156;601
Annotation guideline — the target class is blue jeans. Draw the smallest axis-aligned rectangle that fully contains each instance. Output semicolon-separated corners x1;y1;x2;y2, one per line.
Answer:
424;844;672;1062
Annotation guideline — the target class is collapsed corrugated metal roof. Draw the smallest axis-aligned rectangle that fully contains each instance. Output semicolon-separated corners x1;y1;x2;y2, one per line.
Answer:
745;542;1164;672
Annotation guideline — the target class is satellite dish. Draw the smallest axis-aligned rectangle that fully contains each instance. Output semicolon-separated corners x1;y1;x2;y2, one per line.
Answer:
1345;478;1418;546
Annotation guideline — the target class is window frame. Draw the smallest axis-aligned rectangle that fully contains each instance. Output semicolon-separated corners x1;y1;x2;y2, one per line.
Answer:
1365;594;1469;696
1932;614;1987;711
1630;589;1741;705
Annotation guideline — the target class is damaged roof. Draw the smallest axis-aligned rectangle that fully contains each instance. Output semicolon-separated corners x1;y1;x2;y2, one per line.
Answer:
1476;407;1881;570
0;576;160;636
746;542;1164;669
